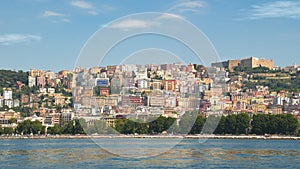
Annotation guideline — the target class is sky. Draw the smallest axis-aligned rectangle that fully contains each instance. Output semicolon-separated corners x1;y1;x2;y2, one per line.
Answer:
0;0;300;71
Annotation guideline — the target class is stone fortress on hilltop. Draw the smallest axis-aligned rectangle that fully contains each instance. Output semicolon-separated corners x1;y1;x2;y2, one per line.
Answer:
212;57;274;72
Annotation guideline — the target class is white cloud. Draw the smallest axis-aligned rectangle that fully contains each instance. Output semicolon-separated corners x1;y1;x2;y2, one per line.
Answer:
88;10;98;15
42;10;66;17
61;18;71;23
71;0;93;9
156;13;185;20
70;0;98;15
100;4;117;12
106;14;185;30
108;19;152;30
247;1;300;19
169;0;204;13
0;34;41;45
52;18;71;23
41;10;70;23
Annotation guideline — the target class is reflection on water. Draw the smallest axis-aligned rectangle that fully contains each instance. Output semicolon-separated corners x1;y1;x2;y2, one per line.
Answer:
0;139;299;168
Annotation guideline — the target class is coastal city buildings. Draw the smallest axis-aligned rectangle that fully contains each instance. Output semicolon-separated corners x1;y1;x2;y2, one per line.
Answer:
0;57;299;133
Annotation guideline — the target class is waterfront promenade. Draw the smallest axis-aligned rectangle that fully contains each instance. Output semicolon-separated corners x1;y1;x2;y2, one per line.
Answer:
1;134;299;140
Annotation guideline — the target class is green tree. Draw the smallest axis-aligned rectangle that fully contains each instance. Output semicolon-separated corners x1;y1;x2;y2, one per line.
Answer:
282;114;298;135
8;118;17;124
225;114;236;134
16;120;32;135
47;125;62;135
251;114;298;135
16;120;44;135
31;120;45;134
135;122;149;134
3;127;14;135
178;111;198;134
123;119;136;134
189;115;206;134
251;114;267;135
149;116;175;134
115;119;126;134
63;120;85;135
214;116;226;134
235;113;250;134
87;120;109;134
268;115;278;134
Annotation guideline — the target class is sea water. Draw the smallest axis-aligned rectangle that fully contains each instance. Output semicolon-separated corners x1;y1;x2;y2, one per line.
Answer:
0;138;299;168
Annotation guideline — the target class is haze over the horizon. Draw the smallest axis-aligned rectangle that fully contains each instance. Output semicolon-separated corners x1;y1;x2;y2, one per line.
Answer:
1;0;300;71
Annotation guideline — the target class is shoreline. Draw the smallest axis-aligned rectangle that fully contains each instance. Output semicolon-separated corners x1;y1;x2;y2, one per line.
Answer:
1;134;300;140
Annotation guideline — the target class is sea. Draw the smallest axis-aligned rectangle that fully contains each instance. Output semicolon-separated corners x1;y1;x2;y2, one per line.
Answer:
0;138;299;168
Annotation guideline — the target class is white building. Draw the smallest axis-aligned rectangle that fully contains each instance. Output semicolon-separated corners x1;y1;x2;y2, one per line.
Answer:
165;96;176;107
148;95;164;107
121;64;137;73
3;89;13;100
48;88;55;94
274;97;290;105
136;70;148;79
0;97;3;107
137;79;149;89
13;99;20;107
28;76;36;87
4;100;13;108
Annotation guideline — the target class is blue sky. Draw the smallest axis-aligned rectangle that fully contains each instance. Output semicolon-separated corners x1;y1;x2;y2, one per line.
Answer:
0;0;300;71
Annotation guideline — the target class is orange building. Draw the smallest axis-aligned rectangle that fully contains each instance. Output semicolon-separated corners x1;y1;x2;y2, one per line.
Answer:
163;79;176;91
100;87;109;97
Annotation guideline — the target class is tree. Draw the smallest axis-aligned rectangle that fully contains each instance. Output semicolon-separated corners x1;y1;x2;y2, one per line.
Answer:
47;125;62;135
16;120;32;135
123;119;136;134
189;115;206;134
251;114;299;135
135;122;149;134
235;113;250;134
3;127;14;135
268;115;279;134
31;120;45;134
114;116;176;135
13;107;33;117
178;111;198;134
0;70;28;88
251;114;266;135
63;120;85;135
8;118;17;124
86;120;111;134
16;120;44;135
285;114;299;135
149;116;175;134
225;114;236;134
115;119;126;134
214;116;225;134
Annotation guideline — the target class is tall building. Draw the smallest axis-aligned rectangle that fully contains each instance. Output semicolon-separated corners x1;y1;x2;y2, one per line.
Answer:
110;69;123;94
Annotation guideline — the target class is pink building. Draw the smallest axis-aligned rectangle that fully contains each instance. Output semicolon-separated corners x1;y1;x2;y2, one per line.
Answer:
36;76;46;88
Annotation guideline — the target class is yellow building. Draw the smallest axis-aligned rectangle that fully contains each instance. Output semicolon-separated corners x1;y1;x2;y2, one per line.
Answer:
252;103;267;114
